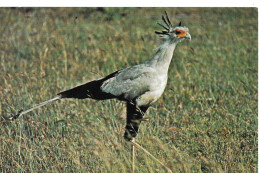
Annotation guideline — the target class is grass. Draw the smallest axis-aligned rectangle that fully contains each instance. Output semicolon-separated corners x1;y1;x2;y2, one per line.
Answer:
0;7;258;172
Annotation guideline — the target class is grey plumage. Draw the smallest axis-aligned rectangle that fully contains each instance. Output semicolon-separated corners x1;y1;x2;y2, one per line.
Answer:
101;65;157;104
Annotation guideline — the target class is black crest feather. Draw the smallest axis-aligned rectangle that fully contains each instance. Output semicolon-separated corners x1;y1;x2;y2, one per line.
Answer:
164;11;172;27
156;11;172;35
157;22;169;31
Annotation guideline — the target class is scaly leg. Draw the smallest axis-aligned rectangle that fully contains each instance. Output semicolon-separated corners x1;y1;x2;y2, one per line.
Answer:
132;138;135;173
130;139;172;173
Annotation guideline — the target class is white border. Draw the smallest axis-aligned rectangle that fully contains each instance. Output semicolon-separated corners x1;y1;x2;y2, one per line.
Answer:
0;0;259;7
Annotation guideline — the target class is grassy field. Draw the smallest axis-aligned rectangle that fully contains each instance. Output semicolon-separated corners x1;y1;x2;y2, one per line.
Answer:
0;8;257;172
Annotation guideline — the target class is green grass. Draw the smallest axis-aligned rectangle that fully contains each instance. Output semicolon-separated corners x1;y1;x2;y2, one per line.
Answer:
0;7;257;172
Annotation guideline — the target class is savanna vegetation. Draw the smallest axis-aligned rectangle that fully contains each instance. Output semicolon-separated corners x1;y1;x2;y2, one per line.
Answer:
0;8;257;172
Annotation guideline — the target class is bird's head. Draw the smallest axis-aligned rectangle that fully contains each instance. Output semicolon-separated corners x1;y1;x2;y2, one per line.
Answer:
155;11;191;43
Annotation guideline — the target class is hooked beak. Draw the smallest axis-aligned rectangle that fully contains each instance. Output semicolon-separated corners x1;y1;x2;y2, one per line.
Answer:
185;33;191;40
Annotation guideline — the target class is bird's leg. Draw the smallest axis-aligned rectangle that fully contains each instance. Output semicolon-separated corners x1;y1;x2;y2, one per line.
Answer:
130;139;172;173
132;138;135;173
9;96;61;120
135;105;150;122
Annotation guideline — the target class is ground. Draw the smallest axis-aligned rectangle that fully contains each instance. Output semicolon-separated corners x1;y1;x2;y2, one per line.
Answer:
0;8;257;172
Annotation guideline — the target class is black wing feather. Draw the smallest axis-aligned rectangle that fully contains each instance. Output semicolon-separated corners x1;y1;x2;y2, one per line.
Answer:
58;71;119;100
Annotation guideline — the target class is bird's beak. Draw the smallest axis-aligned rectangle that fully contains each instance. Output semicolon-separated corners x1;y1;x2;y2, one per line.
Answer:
185;33;191;40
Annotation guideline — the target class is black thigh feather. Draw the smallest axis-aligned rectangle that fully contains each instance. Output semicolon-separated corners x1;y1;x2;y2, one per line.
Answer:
124;102;149;141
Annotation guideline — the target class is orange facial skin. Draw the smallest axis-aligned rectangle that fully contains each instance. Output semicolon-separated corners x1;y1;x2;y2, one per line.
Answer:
174;29;188;38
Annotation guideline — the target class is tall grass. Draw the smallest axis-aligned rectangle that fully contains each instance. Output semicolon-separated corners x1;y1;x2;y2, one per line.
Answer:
0;8;257;172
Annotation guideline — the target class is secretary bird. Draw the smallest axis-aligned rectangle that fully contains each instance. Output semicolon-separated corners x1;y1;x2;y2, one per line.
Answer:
10;11;191;172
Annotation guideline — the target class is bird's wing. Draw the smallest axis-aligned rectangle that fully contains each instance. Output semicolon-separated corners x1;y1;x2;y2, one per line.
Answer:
124;102;149;141
58;71;120;100
101;65;157;102
58;64;159;102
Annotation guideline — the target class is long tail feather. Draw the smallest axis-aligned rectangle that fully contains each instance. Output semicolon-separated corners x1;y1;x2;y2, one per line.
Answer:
9;96;61;120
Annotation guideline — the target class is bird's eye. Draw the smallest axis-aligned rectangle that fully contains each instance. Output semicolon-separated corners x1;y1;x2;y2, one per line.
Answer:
174;29;187;38
174;30;181;35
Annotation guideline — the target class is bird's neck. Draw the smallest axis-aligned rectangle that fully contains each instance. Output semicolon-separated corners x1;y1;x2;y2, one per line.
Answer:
146;39;177;74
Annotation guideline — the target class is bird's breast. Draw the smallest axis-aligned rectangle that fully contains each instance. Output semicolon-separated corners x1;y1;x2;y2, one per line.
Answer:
135;73;167;106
